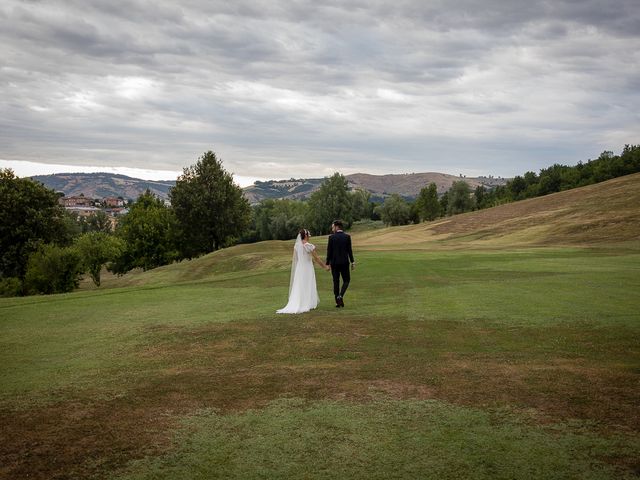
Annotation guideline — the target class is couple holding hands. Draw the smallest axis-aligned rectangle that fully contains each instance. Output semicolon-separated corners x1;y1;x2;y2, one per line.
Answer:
277;220;355;314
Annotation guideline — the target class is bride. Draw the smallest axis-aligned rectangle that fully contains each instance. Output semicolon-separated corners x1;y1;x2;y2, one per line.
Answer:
277;229;330;314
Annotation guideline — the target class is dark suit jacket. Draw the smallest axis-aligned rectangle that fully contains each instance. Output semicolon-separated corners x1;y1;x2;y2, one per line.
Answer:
326;231;354;266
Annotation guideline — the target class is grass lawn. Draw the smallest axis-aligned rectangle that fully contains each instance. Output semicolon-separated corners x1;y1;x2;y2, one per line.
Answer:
1;244;639;479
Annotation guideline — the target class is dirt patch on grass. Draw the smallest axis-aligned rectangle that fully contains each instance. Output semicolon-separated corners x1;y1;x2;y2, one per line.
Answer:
0;395;176;480
1;317;638;479
434;356;640;432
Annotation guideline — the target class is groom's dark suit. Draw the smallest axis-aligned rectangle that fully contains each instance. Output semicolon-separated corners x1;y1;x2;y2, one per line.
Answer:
326;230;354;303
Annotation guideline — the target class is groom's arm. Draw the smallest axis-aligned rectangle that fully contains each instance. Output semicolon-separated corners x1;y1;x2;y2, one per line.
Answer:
348;235;354;264
326;235;333;265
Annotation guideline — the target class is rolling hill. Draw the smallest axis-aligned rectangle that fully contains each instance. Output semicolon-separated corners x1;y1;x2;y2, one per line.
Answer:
243;172;507;203
347;172;505;198
31;172;175;201
32;171;507;204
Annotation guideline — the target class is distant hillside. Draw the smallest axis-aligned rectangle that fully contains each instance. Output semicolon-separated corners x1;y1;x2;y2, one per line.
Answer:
32;171;507;204
346;172;505;199
243;172;507;204
31;173;175;201
242;178;325;204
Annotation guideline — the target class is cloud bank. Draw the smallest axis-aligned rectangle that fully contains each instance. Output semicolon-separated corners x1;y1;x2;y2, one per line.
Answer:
1;0;638;179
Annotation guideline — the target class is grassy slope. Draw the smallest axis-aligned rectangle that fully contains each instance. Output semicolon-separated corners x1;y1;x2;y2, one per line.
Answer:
358;172;640;249
1;174;639;479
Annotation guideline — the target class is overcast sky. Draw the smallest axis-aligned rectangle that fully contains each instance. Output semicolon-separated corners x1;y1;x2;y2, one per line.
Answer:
1;0;638;184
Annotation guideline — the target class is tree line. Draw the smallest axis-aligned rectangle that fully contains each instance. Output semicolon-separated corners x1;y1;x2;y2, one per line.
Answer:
374;144;640;226
1;145;638;296
0;151;250;296
477;145;640;207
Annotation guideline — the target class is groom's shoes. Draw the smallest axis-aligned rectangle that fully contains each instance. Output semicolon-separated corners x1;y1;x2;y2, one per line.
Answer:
337;296;345;308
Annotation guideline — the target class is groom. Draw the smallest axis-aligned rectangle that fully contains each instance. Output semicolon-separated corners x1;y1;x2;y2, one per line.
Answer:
326;220;355;308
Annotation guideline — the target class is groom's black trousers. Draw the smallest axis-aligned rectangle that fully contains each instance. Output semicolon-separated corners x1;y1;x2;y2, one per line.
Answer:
331;264;350;298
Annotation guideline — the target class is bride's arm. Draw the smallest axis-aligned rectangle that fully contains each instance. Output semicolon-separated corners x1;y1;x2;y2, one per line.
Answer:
311;249;330;270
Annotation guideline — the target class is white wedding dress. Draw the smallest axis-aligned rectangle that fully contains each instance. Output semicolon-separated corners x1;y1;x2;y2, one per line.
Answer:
276;234;319;314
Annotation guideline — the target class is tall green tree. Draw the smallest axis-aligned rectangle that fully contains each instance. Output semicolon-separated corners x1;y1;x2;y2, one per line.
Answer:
60;210;84;238
351;188;374;221
620;144;640;174
84;211;113;233
75;232;124;286
253;199;308;240
537;165;563;195
509;175;527;200
447;181;474;215
474;185;487;210
409;201;421;224
306;173;353;235
379;194;411;226
111;190;177;273
439;191;449;216
416;183;440;221
0;169;71;280
170;151;251;256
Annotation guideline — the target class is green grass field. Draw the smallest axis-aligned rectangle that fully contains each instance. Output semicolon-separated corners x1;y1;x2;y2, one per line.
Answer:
1;175;640;479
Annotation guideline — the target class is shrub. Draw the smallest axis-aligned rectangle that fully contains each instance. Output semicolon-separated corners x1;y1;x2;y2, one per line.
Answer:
0;277;22;297
75;232;124;286
24;244;83;295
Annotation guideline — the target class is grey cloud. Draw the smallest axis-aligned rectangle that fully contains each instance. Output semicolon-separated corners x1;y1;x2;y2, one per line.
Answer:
0;0;638;179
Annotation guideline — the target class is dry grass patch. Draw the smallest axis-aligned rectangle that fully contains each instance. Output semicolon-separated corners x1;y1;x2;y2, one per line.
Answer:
435;356;640;433
1;315;638;479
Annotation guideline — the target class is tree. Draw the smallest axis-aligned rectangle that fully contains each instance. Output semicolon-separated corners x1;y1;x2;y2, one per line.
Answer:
409;201;421;224
379;194;411;226
170;151;251;257
0;169;70;281
509;175;527;200
522;171;540;198
416;183;440;221
85;211;113;233
439;191;449;216
111;190;178;273
447;181;474;215
75;232;124;286
306;173;353;235
620;144;640;174
60;210;84;238
24;243;83;295
537;168;559;195
592;152;615;182
351;189;374;221
474;185;487;210
0;277;22;298
253;199;308;241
